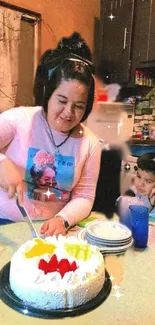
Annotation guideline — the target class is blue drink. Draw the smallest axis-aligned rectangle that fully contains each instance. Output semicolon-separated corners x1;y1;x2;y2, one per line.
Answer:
129;205;149;249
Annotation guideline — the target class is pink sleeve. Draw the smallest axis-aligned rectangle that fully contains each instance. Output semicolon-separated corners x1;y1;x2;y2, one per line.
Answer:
55;142;101;226
0;108;17;161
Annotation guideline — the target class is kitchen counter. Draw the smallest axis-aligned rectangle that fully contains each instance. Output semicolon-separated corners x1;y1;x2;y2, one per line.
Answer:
127;138;155;145
127;139;155;156
0;213;155;325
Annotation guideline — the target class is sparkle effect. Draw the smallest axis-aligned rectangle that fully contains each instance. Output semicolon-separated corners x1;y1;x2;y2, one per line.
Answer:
109;274;123;300
124;163;130;171
43;188;52;199
113;284;120;291
109;13;115;20
109;274;115;282
43;189;61;200
113;291;123;300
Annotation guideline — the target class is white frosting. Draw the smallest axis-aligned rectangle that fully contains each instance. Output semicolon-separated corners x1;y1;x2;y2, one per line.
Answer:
10;235;105;309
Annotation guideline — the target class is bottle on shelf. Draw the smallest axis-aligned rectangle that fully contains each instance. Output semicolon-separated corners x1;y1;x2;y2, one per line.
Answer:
139;71;143;85
151;76;154;87
135;70;154;87
135;70;140;85
143;72;147;86
145;72;149;87
142;124;149;140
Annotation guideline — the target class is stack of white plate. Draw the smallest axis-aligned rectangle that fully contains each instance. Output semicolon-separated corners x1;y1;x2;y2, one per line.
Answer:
77;220;133;256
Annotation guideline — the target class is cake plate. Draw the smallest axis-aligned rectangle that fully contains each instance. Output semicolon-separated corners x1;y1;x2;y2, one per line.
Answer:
0;262;112;319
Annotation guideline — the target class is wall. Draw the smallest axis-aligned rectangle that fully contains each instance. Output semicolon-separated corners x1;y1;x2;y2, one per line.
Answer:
16;19;34;106
4;0;100;55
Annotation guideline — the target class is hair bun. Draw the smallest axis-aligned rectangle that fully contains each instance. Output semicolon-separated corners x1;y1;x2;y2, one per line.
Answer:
57;32;92;62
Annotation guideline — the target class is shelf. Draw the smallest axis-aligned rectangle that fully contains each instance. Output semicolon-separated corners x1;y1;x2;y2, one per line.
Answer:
127;139;155;145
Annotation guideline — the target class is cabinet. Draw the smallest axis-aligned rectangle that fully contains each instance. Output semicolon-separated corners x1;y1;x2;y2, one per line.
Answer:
100;0;135;83
148;0;155;61
100;0;155;85
131;0;155;77
135;0;155;63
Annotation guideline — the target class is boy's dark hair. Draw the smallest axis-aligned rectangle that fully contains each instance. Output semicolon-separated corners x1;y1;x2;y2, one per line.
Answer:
137;153;155;175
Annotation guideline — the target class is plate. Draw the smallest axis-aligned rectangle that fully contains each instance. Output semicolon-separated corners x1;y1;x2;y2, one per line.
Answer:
85;234;132;247
87;221;132;241
0;263;112;319
78;229;133;254
85;232;132;246
85;229;132;244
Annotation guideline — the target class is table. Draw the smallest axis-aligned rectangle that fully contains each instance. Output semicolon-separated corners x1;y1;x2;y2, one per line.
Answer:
0;213;155;325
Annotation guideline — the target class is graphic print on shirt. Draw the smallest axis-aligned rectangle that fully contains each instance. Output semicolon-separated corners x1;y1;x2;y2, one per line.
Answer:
25;148;74;202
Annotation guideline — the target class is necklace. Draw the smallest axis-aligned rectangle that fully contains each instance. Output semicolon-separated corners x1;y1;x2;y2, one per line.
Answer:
45;119;73;153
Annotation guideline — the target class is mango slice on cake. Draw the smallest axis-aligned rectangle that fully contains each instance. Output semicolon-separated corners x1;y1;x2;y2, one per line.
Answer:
25;238;56;258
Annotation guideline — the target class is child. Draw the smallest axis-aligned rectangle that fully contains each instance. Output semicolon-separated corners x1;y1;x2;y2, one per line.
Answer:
117;152;155;229
127;153;155;210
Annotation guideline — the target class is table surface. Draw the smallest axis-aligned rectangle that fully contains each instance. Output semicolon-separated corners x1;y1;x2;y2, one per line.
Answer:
0;212;155;325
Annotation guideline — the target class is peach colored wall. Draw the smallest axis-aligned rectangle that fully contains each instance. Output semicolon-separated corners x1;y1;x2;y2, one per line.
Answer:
4;0;100;55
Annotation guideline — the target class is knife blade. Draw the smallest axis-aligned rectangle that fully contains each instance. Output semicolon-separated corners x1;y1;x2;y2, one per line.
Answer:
16;197;39;238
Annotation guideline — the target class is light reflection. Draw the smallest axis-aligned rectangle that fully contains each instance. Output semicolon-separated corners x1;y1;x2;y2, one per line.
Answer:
23;308;29;315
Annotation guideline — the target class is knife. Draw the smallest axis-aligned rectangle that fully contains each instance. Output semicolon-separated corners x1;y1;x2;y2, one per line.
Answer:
16;196;39;238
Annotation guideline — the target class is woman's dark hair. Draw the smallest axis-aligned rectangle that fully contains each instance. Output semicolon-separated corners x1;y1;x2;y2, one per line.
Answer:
57;32;93;62
33;49;53;107
137;153;155;175
33;32;95;122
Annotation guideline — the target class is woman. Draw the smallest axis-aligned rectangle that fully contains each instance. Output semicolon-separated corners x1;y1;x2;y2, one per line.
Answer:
0;37;101;236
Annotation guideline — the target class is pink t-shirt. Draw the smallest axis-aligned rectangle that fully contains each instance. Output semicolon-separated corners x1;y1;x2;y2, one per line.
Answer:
0;106;101;225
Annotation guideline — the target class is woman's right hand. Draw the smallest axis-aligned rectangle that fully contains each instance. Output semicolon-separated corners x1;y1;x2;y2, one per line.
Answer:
0;158;24;204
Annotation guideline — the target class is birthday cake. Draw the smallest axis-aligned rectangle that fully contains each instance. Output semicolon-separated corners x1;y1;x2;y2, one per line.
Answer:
9;236;105;309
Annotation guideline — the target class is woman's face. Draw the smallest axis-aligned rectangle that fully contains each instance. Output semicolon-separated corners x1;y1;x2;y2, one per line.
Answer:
40;167;55;186
47;79;88;133
135;168;155;196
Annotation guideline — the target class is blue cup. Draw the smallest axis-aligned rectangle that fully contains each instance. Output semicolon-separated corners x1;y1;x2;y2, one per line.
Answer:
117;196;145;231
119;210;132;231
129;205;149;249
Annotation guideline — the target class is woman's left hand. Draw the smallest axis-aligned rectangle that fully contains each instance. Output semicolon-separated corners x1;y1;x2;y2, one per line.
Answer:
149;187;155;207
40;216;66;237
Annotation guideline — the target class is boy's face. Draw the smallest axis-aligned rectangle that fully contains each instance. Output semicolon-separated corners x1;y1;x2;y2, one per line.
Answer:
135;168;155;196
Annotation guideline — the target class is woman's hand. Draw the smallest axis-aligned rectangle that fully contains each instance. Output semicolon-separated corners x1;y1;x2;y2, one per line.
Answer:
0;158;24;204
149;187;155;207
40;216;66;237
